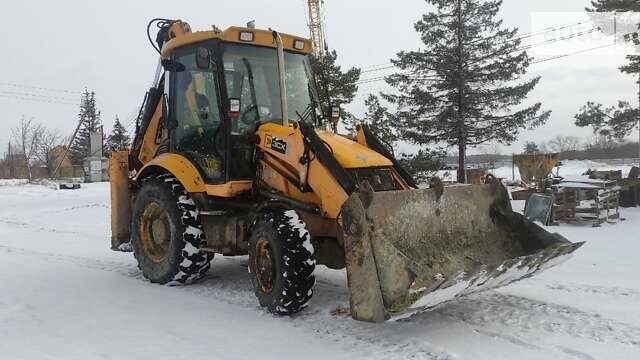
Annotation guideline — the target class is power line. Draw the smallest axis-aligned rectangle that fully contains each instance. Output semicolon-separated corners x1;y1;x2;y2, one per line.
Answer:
516;27;600;52
356;42;619;87
357;73;440;85
465;26;600;67
1;90;78;103
356;20;592;74
361;65;396;74
361;62;394;71
471;20;589;45
0;82;82;95
0;94;76;106
356;29;608;85
357;76;389;85
531;43;617;64
123;108;140;133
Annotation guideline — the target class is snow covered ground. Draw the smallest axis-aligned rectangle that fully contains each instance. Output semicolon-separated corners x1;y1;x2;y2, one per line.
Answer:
0;176;639;359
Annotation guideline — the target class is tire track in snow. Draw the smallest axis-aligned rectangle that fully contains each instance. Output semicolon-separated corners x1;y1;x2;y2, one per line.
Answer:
473;328;542;351
0;218;84;236
0;245;140;278
542;281;640;300
40;203;109;213
173;261;456;360
422;292;640;348
555;346;596;360
5;243;638;358
0;246;454;360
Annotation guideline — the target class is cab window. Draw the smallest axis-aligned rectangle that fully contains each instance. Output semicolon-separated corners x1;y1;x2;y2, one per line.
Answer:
223;44;282;135
173;48;224;182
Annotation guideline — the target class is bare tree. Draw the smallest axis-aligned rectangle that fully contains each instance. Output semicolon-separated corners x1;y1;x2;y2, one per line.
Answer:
10;117;43;182
479;144;502;169
35;128;62;177
544;136;582;154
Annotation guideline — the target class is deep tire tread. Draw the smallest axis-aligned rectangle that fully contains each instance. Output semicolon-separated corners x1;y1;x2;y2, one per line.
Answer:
132;174;214;285
249;210;315;315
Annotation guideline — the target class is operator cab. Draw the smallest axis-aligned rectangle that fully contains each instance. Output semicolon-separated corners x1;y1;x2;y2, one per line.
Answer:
161;26;324;184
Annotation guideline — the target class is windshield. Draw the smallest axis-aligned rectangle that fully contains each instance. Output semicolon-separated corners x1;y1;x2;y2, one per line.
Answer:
222;44;323;133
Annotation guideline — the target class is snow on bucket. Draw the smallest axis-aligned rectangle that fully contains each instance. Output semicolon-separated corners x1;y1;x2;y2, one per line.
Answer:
341;178;584;322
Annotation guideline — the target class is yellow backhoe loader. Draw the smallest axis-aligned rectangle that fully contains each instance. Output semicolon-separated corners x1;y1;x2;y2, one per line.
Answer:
109;19;583;322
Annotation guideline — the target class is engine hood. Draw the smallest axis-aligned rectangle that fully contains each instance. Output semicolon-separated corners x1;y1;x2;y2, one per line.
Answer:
316;131;393;169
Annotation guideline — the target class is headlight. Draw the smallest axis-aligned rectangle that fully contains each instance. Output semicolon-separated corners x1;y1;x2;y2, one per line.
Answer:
239;31;254;42
293;39;305;51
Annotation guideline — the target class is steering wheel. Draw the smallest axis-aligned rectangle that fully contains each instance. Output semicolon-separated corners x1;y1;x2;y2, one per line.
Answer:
240;104;273;126
239;104;260;126
177;125;223;159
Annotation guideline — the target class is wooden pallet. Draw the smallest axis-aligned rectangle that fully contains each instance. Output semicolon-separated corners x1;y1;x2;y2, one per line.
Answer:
556;180;621;227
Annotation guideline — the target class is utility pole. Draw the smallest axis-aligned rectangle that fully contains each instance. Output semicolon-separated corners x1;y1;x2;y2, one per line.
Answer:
53;118;83;179
7;142;13;178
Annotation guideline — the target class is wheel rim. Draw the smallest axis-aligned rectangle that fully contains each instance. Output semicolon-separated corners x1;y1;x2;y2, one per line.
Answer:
255;237;276;293
140;202;171;263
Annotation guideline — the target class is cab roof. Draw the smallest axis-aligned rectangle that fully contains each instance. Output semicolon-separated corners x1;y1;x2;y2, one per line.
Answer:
161;26;314;58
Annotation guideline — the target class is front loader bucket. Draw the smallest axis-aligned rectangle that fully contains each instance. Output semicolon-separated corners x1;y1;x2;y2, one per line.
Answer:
341;180;583;323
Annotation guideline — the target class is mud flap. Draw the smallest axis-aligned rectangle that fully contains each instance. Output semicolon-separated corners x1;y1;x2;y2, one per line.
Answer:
341;180;584;323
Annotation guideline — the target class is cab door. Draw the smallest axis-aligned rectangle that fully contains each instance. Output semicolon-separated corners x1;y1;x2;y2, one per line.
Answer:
171;46;225;183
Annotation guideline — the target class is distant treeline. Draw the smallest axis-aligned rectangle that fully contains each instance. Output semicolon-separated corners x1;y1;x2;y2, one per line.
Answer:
567;141;640;160
444;141;640;166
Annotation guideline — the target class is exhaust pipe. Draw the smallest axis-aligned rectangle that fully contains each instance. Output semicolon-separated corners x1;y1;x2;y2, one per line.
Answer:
272;30;289;126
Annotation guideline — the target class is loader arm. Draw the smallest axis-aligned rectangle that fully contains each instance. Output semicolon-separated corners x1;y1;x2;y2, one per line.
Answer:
254;121;413;218
255;122;351;219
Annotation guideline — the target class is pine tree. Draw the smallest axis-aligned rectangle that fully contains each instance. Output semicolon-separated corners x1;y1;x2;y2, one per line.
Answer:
398;149;446;184
523;141;540;154
310;50;361;127
385;0;550;183
107;116;131;154
581;1;640;157
587;0;640;11
70;89;102;164
362;94;397;145
575;56;640;140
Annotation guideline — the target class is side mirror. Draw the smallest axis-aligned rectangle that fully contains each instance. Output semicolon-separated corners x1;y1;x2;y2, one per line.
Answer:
196;47;211;70
161;59;186;72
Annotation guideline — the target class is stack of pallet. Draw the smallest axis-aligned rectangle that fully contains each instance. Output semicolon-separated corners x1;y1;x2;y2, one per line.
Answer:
552;189;577;224
618;167;640;208
558;179;621;227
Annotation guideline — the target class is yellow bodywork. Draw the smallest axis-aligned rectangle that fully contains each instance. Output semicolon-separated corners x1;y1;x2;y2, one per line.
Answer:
254;123;400;219
138;95;165;165
131;120;399;219
161;26;313;59
109;151;131;250
317;131;393;169
137;153;207;193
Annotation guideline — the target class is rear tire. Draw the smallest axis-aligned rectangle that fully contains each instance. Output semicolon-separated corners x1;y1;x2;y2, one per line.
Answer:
249;209;315;315
131;174;214;285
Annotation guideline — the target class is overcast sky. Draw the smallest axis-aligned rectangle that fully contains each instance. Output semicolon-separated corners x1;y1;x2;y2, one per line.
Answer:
2;0;638;156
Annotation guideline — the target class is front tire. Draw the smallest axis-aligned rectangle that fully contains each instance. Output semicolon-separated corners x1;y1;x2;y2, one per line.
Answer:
131;175;214;285
249;210;316;315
